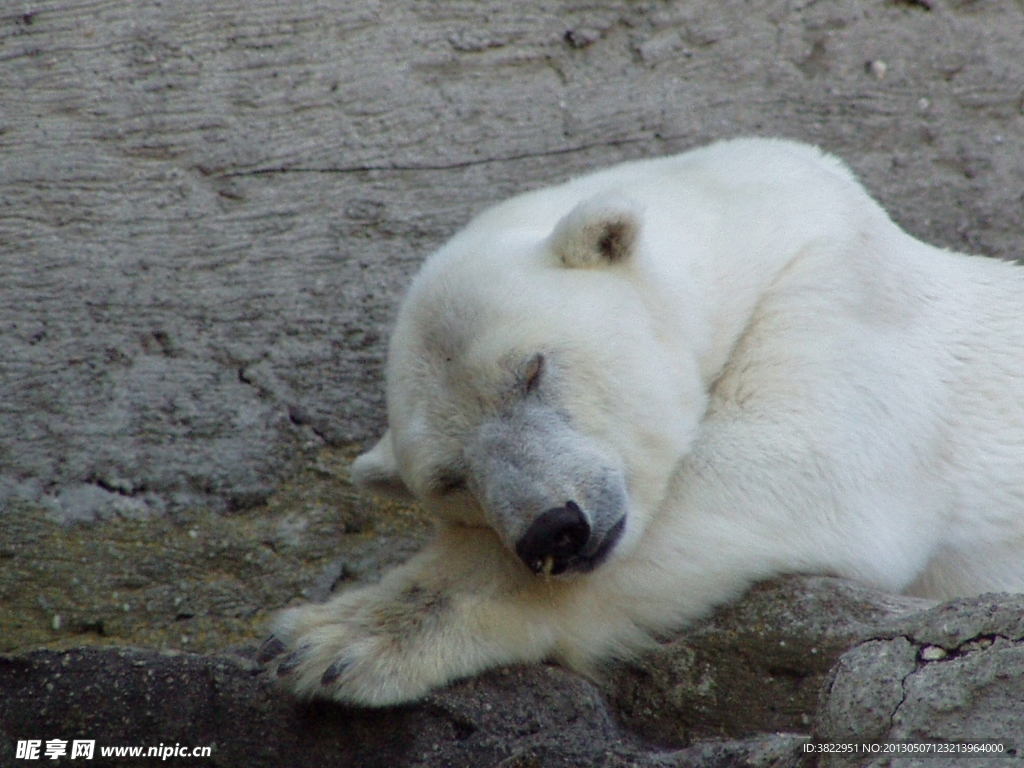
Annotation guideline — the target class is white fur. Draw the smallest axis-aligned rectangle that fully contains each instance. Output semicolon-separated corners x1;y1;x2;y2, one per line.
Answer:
270;138;1024;706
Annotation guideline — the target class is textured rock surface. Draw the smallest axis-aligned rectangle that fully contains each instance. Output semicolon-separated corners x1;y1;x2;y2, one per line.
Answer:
1;648;657;768
602;577;933;747
5;582;1023;768
0;577;875;768
3;0;1024;513
0;448;433;655
813;594;1024;768
0;647;810;768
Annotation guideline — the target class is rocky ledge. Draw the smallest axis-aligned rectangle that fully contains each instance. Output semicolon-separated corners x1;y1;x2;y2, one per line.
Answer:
3;578;1021;768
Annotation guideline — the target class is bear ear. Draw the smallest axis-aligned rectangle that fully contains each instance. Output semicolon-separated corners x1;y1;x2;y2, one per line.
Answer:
350;430;415;501
549;196;641;269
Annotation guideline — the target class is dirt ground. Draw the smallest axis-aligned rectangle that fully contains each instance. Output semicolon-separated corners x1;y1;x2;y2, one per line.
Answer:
0;447;431;655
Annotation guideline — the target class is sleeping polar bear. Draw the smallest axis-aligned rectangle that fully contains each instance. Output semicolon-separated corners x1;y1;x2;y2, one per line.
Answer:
262;137;1024;706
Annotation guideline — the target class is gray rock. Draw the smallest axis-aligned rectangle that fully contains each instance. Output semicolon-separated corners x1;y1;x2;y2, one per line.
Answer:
602;577;934;747
39;483;163;525
0;646;806;768
815;637;920;748
5;577;1023;768
3;0;1024;510
812;594;1024;767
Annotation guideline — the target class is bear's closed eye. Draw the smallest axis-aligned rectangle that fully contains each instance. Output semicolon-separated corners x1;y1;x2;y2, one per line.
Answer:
433;474;467;495
524;353;544;393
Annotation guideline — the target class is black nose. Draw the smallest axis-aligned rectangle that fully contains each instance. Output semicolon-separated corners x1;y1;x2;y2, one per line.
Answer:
515;501;591;576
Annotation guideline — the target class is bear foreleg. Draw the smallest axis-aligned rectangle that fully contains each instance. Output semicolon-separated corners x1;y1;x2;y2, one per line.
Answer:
261;524;564;706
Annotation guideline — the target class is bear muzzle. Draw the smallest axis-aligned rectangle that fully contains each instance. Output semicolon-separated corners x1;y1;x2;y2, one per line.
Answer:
514;501;625;576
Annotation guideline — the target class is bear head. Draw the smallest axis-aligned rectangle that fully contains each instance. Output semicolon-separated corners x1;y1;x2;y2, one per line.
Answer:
352;193;706;577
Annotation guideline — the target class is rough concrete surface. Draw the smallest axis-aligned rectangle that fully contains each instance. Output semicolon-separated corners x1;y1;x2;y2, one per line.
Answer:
2;0;1024;766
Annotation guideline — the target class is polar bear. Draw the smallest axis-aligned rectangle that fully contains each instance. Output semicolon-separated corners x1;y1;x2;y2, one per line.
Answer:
261;137;1024;706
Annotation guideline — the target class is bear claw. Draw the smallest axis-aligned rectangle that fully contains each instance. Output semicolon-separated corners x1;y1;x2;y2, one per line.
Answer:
256;636;286;664
275;649;306;677
320;657;352;686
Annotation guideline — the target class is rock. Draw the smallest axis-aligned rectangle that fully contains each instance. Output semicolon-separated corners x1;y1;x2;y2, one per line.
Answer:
0;646;805;768
814;638;920;749
2;0;1024;511
601;577;934;747
0;462;433;656
39;483;163;525
812;594;1024;767
0;576;941;768
5;578;1022;767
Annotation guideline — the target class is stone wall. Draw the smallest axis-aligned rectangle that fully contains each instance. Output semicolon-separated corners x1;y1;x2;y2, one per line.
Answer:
3;0;1023;515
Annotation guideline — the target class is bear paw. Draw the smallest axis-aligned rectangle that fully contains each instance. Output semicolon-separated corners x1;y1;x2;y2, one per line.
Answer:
259;586;457;707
